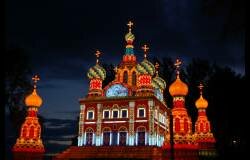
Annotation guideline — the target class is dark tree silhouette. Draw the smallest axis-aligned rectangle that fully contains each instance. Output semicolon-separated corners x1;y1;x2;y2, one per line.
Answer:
5;48;32;136
102;63;115;87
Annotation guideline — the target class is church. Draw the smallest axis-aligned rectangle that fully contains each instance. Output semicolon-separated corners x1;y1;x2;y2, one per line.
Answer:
12;21;217;160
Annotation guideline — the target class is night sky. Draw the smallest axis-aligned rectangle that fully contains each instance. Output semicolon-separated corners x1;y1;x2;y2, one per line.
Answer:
5;0;245;156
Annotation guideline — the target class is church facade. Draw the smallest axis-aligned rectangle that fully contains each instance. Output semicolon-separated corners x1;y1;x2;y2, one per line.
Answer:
53;21;216;159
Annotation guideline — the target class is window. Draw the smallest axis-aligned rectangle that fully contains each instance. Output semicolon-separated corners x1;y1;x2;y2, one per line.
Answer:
103;110;110;119
121;109;128;118
123;71;128;83
112;110;119;118
138;108;145;118
87;111;94;120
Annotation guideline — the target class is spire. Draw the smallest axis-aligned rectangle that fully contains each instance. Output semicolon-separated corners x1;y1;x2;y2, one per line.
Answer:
195;82;208;109
25;75;43;107
142;44;149;59
169;58;188;97
124;20;135;55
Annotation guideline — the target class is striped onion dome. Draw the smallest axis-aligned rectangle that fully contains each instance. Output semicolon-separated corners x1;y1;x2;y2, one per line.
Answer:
152;75;166;90
87;64;106;80
136;59;155;76
125;31;135;42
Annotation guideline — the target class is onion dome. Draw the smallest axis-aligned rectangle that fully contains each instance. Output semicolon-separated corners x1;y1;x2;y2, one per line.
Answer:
152;63;166;89
125;31;135;43
153;75;166;90
136;59;155;76
195;94;208;109
25;75;42;107
169;74;188;96
25;89;43;107
124;21;135;55
136;44;155;76
87;64;106;80
169;59;188;96
195;83;208;109
87;50;106;80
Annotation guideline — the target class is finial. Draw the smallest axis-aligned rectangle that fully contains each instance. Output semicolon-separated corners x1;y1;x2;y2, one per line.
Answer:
95;50;101;64
142;44;149;59
127;21;133;33
174;58;182;77
198;82;204;95
32;75;40;89
155;62;159;75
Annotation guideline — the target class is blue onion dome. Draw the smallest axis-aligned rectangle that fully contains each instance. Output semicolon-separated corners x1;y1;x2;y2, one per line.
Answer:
136;59;155;76
87;64;106;80
152;75;166;90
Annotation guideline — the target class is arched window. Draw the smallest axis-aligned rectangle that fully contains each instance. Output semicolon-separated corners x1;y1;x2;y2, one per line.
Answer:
137;127;146;146
86;128;94;146
103;128;111;146
123;71;128;83
175;118;180;132
119;127;127;146
132;71;136;86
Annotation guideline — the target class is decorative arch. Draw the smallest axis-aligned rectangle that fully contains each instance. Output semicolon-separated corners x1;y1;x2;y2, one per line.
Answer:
137;126;146;146
85;127;94;146
119;126;128;131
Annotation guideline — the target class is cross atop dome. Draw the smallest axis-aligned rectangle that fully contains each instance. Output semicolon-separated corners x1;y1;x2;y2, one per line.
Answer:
174;58;182;76
142;44;149;59
32;75;40;89
198;83;204;95
95;50;101;64
127;21;133;32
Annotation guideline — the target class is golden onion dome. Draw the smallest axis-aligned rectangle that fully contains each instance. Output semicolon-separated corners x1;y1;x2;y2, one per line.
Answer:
25;89;43;107
169;75;188;96
195;94;208;109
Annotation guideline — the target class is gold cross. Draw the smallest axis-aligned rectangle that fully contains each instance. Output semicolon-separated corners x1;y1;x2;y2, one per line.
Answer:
174;59;182;76
32;75;40;88
127;21;133;32
95;50;101;64
174;59;182;69
198;83;204;94
142;44;149;58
